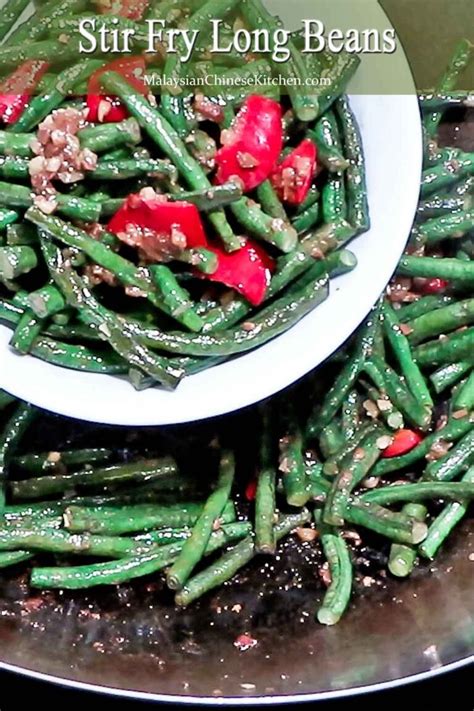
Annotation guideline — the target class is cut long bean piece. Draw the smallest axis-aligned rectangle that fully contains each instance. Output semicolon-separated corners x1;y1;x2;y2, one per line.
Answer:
398;295;456;323
175;510;310;606
256;408;277;553
13;448;113;475
30;523;248;590
406;298;474;345
363;356;432;430
229;198;297;253
323;426;385;526
10;457;178;500
388;503;427;577
381;301;433;411
0;131;32;158
420;154;474;198
319;422;344;460
0;208;18;231
279;405;309;506
0;182;101;222
167;450;235;590
10;308;43;354
0;0;30;43
63;500;235;535
346;499;427;545
336;96;370;233
419;466;474;559
310;112;349;173
430;361;474;394
79;118;141;154
423;429;474;482
169;183;243;211
315;512;352;625
306;303;382;437
413;327;474;367
417;211;474;245
0;551;34;569
40;239;185;388
361;482;474;506
0;402;36;513
453;369;474;410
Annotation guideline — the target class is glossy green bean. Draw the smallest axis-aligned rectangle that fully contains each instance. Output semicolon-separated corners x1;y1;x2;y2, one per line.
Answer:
166;450;234;590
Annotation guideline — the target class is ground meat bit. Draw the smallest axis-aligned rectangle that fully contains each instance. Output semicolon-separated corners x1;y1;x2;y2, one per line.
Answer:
435;414;449;431
342;530;362;546
387;277;416;303
170;226;188;250
220;128;235;147
376;435;393;450
185;130;217;171
295;527;318;543
400;323;414;336
125;286;147;298
85;265;118;287
319;562;332;587
353;447;366;461
29;107;97;212
426;439;452;461
236;151;260;169
85;222;108;242
272;157;313;203
452;408;469;419
363;399;379;419
219;290;235;307
233;633;258;651
33;194;58;214
194;93;225;123
377;398;392;413
117;223;182;263
241;321;256;332
361;475;380;489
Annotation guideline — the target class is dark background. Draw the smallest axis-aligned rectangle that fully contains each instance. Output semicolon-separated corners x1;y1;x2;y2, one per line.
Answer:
0;663;473;708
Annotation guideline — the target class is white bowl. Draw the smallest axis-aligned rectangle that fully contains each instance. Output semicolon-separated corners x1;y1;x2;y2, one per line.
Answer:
0;1;422;426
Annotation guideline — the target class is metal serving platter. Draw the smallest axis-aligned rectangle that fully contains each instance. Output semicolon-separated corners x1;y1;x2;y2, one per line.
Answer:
0;520;473;703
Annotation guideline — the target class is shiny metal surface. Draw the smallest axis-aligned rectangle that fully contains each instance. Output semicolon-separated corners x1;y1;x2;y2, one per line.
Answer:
0;521;473;702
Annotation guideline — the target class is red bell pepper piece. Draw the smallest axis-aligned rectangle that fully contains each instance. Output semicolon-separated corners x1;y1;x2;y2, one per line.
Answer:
87;57;147;123
0;60;49;125
381;429;423;458
245;479;257;502
271;139;317;205
203;240;274;307
417;278;450;294
108;192;208;255
108;190;274;305
215;95;283;192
